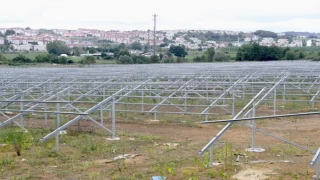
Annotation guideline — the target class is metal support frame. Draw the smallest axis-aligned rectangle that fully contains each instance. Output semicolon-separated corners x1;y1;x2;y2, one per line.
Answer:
200;88;267;165
0;62;319;158
311;148;320;179
40;88;126;142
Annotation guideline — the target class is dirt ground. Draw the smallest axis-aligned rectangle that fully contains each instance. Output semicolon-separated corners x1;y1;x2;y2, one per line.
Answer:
1;113;320;179
114;115;320;179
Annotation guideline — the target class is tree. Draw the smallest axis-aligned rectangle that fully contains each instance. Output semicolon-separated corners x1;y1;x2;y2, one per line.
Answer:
163;37;169;43
58;56;67;64
302;40;307;47
159;53;163;60
192;55;206;62
117;49;130;59
35;54;50;63
298;51;305;59
35;54;68;64
89;48;97;54
81;56;96;64
101;53;113;60
117;55;133;64
159;43;168;48
254;30;278;38
4;30;15;36
166;51;173;58
46;41;70;55
130;42;142;50
285;51;297;60
213;51;229;62
169;45;188;57
132;55;150;64
204;48;215;62
144;44;150;53
72;47;84;56
236;43;286;61
150;55;160;63
118;43;126;49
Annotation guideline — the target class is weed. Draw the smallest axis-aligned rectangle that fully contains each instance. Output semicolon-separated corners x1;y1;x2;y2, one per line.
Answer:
207;169;216;178
182;169;195;178
88;172;101;180
218;169;231;179
0;155;15;169
4;127;30;156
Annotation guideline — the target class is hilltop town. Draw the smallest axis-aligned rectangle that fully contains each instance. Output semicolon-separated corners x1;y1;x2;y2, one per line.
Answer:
1;27;320;52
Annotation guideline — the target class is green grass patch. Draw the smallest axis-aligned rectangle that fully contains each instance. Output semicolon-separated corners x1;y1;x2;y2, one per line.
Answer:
186;51;205;60
2;52;48;60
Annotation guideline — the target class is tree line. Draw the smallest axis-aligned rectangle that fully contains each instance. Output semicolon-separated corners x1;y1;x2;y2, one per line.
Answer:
236;43;307;61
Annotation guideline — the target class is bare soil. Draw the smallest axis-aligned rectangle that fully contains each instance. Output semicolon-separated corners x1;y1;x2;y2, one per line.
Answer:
1;113;319;179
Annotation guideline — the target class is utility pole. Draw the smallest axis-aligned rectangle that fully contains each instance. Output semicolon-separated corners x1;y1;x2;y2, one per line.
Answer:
153;14;158;56
147;29;150;52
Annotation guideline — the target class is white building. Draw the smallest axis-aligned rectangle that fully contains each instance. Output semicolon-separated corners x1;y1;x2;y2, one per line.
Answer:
306;40;313;47
0;37;4;44
12;44;32;51
33;45;47;51
289;40;303;47
24;30;38;37
252;36;259;41
244;37;252;42
260;38;274;46
12;44;46;51
277;39;289;47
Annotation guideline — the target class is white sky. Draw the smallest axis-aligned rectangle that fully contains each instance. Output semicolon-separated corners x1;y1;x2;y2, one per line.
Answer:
1;0;320;32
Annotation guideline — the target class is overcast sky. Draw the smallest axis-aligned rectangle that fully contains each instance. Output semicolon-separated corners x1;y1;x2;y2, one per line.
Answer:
1;0;320;32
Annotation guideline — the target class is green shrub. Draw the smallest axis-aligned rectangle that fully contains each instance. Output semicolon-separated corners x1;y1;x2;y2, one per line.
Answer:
164;58;174;63
213;51;229;62
12;54;32;63
0;53;7;64
176;57;187;63
67;59;74;64
82;56;96;64
192;55;206;62
312;56;320;61
117;55;133;64
150;55;160;63
285;51;297;60
132;55;150;64
5;128;28;156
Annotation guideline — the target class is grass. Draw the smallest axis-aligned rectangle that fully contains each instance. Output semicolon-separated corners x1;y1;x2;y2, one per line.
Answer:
185;50;237;61
2;52;48;60
0;79;318;179
68;56;83;63
0;99;318;179
186;50;205;60
2;52;117;64
0;125;240;179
